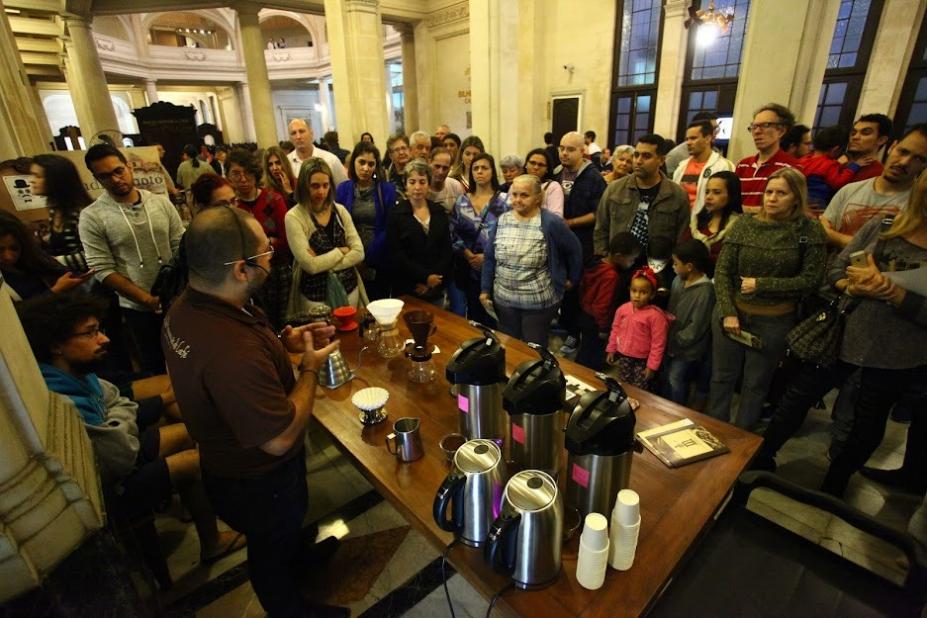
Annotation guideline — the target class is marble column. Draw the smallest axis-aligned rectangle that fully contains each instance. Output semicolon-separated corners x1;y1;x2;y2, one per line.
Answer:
653;0;690;139
318;76;334;134
398;25;418;134
62;17;119;142
0;6;54;158
856;0;927;118
236;4;277;147
728;0;841;162
235;81;257;142
469;0;521;157
323;0;389;145
144;78;159;105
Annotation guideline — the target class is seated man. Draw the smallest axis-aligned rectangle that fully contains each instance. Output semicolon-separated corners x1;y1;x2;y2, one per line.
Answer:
16;291;244;564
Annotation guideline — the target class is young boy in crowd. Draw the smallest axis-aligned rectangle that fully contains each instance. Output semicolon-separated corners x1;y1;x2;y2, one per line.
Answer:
575;232;641;370
799;125;874;217
662;239;715;407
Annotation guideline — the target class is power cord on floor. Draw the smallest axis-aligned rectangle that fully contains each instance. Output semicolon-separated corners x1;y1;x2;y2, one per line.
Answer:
442;539;460;618
486;581;514;617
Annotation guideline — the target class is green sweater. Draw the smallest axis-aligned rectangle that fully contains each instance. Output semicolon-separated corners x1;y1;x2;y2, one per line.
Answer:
714;214;826;317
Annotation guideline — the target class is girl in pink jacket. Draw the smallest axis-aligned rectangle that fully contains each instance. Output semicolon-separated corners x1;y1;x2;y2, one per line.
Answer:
606;266;670;391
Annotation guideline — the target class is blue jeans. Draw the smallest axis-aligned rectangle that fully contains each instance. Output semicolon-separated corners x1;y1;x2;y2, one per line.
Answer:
202;451;308;617
661;353;711;405
446;280;467;316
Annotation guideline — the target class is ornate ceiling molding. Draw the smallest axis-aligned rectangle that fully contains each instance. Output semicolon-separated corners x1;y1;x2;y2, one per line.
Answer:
425;1;468;29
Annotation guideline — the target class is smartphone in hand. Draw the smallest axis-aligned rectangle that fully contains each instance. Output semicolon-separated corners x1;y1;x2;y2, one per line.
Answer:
849;250;869;268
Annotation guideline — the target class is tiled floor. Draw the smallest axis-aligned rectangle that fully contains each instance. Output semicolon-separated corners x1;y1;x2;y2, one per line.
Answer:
149;367;921;617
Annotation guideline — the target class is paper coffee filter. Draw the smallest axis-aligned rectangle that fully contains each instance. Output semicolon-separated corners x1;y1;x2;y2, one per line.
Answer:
366;299;404;325
352;387;389;411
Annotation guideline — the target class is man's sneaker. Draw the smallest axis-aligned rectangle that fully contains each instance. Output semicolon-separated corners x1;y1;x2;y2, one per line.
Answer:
559;336;578;355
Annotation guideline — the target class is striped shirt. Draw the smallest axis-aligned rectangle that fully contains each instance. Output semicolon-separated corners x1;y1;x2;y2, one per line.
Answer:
735;149;798;214
492;212;556;309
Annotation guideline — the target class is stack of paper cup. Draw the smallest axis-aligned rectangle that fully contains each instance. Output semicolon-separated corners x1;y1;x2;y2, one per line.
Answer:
576;512;610;590
609;489;640;571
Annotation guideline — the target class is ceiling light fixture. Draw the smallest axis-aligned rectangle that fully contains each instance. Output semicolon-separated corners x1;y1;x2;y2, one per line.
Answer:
684;1;735;48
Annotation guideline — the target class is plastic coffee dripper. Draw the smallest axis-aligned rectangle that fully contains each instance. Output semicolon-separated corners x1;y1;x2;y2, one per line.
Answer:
366;299;405;358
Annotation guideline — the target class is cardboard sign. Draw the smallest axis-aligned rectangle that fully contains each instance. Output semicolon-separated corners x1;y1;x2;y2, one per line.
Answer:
0;146;175;224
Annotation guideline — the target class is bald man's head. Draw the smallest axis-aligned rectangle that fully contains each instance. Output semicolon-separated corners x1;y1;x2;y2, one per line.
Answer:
288;119;314;152
185;207;260;285
559;131;586;170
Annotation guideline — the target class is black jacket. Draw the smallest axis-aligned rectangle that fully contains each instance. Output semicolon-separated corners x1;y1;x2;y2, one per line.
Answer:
558;162;607;260
386;199;453;298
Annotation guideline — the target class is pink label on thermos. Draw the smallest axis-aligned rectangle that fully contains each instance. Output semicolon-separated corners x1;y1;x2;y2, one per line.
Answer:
511;423;525;445
571;463;590;489
458;394;469;413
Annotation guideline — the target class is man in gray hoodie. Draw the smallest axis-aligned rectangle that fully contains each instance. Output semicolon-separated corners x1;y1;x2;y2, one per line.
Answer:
80;144;184;374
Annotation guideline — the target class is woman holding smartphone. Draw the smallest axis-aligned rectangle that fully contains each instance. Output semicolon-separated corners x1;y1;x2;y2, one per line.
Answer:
754;172;927;496
707;168;826;429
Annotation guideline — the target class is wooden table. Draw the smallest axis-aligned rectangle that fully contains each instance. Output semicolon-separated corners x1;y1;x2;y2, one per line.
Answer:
310;297;762;617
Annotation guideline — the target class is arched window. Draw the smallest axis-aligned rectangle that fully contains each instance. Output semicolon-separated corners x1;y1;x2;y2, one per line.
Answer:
894;18;927;134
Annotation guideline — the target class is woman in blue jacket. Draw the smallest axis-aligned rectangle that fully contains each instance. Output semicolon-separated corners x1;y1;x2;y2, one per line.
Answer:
480;175;582;346
335;142;397;300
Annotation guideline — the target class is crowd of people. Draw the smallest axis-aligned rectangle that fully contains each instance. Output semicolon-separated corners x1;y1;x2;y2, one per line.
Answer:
4;105;926;616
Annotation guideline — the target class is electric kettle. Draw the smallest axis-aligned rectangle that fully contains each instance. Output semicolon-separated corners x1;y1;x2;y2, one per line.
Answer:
485;470;563;590
433;439;508;547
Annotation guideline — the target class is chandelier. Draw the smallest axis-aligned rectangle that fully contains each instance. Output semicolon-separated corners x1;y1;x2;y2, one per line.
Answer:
685;1;736;47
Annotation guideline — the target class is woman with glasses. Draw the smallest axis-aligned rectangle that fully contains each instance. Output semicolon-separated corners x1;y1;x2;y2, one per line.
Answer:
708;168;826;430
286;157;365;318
450;153;508;325
524;148;564;217
335;141;396;300
263;145;298;208
226;149;291;328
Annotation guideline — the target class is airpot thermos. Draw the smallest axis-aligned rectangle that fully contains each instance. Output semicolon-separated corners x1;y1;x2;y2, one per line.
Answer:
446;322;508;449
502;343;566;477
564;373;638;518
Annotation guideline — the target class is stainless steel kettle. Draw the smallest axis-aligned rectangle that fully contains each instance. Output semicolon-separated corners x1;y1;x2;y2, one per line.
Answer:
433;439;508;547
485;470;563;590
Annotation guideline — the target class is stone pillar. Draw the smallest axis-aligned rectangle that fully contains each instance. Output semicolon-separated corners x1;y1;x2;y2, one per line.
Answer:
398;24;418;134
318;76;334;134
323;0;390;145
236;4;277;147
469;0;521;157
28;85;54;152
144;78;159;104
0;3;53;157
728;0;841;162
653;0;690;139
62;17;119;142
235;81;257;142
856;0;927;118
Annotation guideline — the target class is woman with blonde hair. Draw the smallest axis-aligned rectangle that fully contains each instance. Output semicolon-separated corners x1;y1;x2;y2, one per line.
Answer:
263;145;298;207
708;167;826;429
754;171;927;496
449;135;484;193
285;157;365;317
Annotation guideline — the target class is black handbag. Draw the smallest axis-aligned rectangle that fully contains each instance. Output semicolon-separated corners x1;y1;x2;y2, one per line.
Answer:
785;294;859;367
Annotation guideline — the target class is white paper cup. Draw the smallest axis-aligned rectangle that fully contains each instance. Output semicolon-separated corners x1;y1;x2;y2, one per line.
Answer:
576;538;610;590
615;489;640;526
608;519;641;571
580;513;609;552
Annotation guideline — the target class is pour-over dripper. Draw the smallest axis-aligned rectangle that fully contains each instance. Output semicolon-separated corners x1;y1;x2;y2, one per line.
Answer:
404;310;437;361
366;299;405;358
367;299;404;325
